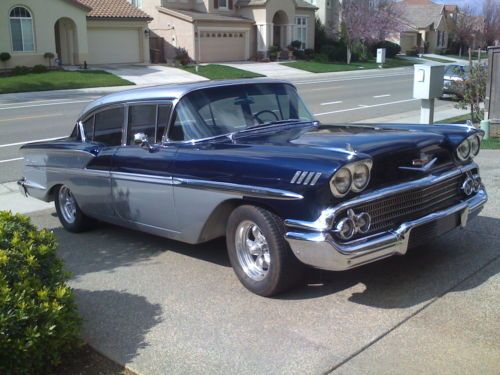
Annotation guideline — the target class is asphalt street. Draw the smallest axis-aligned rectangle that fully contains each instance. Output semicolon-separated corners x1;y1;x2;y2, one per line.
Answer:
0;68;455;183
27;150;500;375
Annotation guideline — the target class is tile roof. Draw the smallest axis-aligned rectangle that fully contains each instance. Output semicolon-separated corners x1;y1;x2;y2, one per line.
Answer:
158;7;254;23
397;0;444;29
77;0;152;20
237;0;316;9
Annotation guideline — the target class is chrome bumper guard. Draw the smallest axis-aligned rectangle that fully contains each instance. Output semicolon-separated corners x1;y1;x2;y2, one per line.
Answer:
285;189;487;271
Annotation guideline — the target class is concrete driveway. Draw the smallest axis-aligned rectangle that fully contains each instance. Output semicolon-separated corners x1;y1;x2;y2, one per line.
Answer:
221;61;315;78
98;64;207;85
27;151;500;375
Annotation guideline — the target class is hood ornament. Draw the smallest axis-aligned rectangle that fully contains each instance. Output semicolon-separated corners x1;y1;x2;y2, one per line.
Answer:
399;153;437;172
345;143;355;152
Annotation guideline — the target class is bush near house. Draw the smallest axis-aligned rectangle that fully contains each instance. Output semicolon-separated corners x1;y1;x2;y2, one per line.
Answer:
32;65;49;74
0;211;81;375
369;41;401;58
0;52;11;66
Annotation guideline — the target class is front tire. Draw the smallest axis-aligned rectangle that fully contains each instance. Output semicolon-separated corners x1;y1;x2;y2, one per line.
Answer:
54;185;93;233
226;205;304;297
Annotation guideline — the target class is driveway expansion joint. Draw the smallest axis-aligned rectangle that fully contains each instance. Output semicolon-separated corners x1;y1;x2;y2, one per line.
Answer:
326;253;500;374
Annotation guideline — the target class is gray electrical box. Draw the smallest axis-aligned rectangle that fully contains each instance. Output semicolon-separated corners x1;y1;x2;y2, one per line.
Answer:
376;48;386;64
413;64;444;99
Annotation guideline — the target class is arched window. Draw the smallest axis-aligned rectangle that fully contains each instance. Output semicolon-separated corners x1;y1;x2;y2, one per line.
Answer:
10;6;35;52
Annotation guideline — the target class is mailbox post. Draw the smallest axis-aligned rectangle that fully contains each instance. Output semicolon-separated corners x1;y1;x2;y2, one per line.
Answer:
413;64;444;124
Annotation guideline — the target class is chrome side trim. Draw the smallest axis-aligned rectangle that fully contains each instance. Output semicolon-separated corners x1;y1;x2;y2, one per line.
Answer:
286;163;478;232
174;178;303;200
285;189;487;271
111;171;174;185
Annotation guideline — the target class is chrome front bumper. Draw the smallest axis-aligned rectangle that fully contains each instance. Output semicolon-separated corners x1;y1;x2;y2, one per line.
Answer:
285;189;487;271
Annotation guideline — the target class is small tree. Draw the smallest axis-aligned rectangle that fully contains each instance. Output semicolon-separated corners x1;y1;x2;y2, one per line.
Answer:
453;6;475;57
482;0;500;46
341;0;402;64
44;52;55;68
454;61;487;124
0;52;11;67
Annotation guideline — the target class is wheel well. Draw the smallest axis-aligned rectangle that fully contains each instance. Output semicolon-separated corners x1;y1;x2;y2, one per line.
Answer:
197;199;279;243
47;184;62;202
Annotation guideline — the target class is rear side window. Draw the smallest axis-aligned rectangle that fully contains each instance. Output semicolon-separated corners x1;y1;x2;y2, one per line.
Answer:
128;105;157;144
127;103;172;144
94;107;124;146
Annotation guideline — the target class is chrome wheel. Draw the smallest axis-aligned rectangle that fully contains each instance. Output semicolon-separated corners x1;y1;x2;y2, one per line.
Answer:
58;186;77;224
235;220;270;281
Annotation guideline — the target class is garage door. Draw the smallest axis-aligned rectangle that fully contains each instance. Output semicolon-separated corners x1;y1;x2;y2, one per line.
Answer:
88;28;141;64
199;31;246;63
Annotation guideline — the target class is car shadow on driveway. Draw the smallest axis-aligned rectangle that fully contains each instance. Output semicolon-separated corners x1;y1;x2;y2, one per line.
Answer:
49;209;500;310
280;215;500;305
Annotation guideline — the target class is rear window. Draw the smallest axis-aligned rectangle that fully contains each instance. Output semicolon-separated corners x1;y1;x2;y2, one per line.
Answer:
94;107;124;146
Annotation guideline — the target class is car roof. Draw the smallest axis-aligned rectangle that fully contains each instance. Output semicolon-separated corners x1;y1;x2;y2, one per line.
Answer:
78;78;294;119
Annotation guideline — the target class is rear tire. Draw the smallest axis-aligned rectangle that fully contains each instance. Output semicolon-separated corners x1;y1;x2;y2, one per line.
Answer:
226;205;304;297
54;185;93;233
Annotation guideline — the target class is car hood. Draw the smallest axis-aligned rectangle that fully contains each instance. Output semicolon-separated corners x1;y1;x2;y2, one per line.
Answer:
229;123;456;187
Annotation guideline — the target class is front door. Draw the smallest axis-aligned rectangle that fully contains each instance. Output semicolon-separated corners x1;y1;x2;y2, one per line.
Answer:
111;103;179;234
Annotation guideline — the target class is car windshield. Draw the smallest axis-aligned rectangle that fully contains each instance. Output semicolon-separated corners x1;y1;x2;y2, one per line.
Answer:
445;65;469;78
168;83;314;141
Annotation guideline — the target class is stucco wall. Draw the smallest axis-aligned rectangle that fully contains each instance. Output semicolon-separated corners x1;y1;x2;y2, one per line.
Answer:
151;11;196;61
0;0;88;67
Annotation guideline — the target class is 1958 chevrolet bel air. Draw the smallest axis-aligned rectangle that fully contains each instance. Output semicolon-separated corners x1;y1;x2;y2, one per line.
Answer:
18;79;487;296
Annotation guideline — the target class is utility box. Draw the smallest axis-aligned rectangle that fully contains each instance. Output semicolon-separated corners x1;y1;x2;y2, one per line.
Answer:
376;48;386;64
413;64;444;99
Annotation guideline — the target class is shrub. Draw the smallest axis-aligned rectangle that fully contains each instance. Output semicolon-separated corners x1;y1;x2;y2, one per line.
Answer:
44;52;55;68
174;47;190;66
290;40;302;50
370;41;401;58
320;40;359;62
0;212;81;375
304;48;315;60
32;64;48;74
0;52;11;63
12;66;31;75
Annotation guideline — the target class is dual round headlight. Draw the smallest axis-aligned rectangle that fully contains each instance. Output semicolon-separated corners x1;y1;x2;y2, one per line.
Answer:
457;134;481;161
330;160;372;197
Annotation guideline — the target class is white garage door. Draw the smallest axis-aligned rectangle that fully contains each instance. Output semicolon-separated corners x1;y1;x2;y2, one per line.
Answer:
199;31;246;63
88;28;141;64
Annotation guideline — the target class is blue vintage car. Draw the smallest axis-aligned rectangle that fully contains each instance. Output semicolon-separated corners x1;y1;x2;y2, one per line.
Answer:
18;79;487;296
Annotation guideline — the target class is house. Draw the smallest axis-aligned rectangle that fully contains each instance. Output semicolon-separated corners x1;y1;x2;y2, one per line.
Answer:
0;0;152;68
140;0;317;62
304;0;342;39
395;0;455;54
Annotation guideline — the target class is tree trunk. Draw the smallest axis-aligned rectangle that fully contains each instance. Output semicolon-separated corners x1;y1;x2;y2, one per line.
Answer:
347;45;352;65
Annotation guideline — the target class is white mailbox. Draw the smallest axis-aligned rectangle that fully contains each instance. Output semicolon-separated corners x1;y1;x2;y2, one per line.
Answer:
413;64;444;99
376;48;386;64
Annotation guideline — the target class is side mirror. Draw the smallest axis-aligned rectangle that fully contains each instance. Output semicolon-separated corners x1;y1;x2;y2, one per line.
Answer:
133;132;153;151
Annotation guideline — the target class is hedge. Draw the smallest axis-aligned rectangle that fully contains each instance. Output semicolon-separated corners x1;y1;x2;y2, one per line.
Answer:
0;211;81;375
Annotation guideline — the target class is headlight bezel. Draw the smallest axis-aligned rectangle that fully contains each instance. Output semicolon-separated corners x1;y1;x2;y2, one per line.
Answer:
457;134;482;161
330;159;373;198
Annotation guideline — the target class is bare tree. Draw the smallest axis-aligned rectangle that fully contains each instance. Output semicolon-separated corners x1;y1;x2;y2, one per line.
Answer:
482;0;500;46
341;0;402;64
453;6;476;56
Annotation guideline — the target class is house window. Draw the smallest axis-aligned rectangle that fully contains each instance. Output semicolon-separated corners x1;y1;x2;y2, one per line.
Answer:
219;0;228;9
295;16;308;49
129;0;142;8
9;6;35;52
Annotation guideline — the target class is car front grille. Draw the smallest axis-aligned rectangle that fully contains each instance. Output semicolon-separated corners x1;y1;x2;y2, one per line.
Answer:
342;173;466;238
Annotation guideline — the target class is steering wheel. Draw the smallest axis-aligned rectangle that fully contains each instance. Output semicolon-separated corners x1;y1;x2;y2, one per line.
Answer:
253;110;280;124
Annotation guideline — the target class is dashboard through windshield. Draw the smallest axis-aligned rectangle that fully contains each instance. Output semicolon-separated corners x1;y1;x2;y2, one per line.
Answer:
169;83;314;141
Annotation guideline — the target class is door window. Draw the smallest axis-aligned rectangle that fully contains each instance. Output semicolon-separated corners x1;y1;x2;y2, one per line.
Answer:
94;107;124;146
127;105;157;144
82;116;94;140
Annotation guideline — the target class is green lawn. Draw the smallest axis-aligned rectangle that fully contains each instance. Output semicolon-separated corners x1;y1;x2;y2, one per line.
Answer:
0;70;133;94
183;64;264;80
437;114;500;149
281;58;414;73
421;56;455;63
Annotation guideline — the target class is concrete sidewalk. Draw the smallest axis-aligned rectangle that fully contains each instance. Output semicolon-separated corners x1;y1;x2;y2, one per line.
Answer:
357;101;467;124
221;61;315;78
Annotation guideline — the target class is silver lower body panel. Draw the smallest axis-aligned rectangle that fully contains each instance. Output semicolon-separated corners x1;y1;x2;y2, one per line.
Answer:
285;189;487;271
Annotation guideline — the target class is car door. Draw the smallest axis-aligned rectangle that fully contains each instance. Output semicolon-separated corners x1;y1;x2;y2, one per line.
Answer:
71;105;124;219
111;102;179;235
